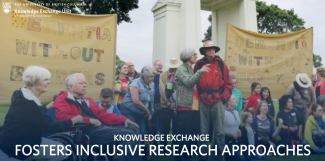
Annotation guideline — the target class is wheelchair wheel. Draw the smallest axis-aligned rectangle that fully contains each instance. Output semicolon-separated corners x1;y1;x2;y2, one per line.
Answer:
87;155;110;161
47;134;81;161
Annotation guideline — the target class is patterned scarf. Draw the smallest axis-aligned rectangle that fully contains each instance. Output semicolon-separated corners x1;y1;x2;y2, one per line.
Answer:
315;116;325;129
226;107;239;123
167;72;175;83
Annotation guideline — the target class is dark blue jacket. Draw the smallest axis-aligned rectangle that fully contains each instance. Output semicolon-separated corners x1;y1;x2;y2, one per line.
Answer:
0;89;72;160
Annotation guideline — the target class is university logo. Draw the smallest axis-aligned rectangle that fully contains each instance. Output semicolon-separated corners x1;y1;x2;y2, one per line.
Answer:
2;2;11;14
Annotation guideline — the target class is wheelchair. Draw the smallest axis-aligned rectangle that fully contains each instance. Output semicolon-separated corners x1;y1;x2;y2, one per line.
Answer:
45;108;110;161
47;122;110;161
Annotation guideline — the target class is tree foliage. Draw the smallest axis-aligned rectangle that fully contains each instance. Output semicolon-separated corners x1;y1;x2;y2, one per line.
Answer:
28;0;139;24
202;14;212;43
313;54;323;68
80;0;139;24
256;1;305;34
202;1;322;67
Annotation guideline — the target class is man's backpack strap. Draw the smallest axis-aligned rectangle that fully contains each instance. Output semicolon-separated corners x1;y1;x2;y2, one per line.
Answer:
197;58;205;70
197;57;224;81
218;59;224;81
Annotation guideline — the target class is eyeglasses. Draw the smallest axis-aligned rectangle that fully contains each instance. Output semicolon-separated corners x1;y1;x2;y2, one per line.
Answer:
127;65;134;68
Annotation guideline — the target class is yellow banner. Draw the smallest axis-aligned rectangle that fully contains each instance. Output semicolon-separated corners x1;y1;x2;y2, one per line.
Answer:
0;0;117;103
225;24;313;99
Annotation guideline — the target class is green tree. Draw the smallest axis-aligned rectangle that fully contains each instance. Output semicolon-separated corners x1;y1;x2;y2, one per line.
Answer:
202;14;212;43
28;0;139;24
256;1;305;34
313;54;323;68
115;55;125;76
202;0;322;67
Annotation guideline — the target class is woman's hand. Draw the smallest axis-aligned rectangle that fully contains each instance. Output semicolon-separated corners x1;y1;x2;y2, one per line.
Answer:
200;64;211;73
269;142;276;149
313;146;320;152
113;87;121;93
278;118;283;125
148;115;152;121
298;132;303;140
232;133;238;139
248;107;256;114
145;109;150;117
237;129;241;137
46;101;55;110
305;108;311;117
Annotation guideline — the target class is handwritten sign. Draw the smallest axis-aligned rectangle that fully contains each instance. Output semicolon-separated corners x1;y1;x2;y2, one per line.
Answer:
225;24;313;99
0;0;117;103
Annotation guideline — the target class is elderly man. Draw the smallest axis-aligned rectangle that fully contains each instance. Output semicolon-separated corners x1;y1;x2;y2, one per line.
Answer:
126;61;140;80
194;41;232;161
159;58;180;146
147;60;163;143
54;73;141;161
153;60;163;73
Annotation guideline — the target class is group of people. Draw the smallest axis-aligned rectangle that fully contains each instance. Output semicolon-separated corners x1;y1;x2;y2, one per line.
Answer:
0;40;325;161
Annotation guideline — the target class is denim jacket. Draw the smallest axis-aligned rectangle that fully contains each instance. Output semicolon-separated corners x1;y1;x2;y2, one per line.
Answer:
121;77;155;116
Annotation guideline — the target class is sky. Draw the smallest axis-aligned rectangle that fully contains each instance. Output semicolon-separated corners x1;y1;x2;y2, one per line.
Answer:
116;0;325;72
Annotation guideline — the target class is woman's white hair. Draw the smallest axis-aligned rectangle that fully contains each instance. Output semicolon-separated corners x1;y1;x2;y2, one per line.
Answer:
180;48;195;63
227;95;236;107
141;65;157;78
23;66;51;87
65;73;85;91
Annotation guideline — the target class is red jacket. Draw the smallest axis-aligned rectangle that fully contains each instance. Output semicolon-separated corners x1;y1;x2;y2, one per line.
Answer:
314;79;325;96
244;94;261;116
194;56;232;105
54;91;127;126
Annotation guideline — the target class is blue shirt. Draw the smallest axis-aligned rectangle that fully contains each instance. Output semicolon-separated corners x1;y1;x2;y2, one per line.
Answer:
154;74;161;103
130;81;151;108
95;101;121;115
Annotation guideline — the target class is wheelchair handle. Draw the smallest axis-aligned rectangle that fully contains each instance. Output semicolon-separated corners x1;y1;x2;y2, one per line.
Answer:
72;122;87;128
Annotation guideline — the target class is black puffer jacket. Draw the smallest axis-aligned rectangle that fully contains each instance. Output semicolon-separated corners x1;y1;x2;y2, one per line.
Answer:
0;89;72;160
240;125;259;146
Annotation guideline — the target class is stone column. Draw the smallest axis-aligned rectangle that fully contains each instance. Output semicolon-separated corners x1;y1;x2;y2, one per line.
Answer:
152;0;202;70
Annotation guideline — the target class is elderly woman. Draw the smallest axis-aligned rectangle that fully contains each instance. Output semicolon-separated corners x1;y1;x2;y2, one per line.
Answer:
287;73;316;129
120;65;156;135
0;66;82;161
224;95;250;161
114;63;132;109
277;94;303;141
314;67;325;98
174;48;210;161
303;104;325;153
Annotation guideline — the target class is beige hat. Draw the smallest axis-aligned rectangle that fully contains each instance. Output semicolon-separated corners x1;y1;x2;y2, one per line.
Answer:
165;58;181;68
199;40;220;55
296;73;312;88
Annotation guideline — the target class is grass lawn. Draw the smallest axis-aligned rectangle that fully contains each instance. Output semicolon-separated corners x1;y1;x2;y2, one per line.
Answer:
1;103;325;160
0;104;9;126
